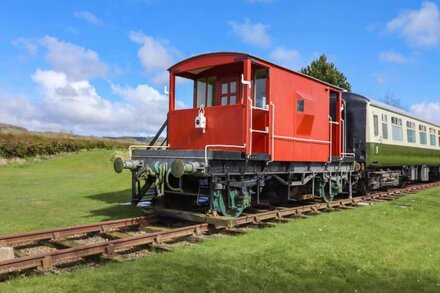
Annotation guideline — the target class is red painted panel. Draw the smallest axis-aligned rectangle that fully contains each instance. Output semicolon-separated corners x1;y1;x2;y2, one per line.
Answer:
269;66;335;162
168;104;246;151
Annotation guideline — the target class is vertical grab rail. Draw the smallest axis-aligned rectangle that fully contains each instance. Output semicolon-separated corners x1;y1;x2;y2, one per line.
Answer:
270;102;275;162
328;116;333;163
248;97;253;156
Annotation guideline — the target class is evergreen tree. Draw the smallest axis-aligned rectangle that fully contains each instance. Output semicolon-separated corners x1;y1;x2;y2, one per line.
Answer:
300;55;351;91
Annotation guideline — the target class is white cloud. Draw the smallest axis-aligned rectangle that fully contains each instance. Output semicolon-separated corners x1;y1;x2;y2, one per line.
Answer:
1;36;180;136
379;50;413;63
12;38;38;56
409;102;440;124
130;32;180;85
0;69;170;136
387;1;440;47
0;91;41;129
129;32;173;72
41;36;108;80
228;19;271;48
129;31;177;85
31;69;120;126
74;11;102;25
151;71;170;85
269;47;301;70
111;84;168;132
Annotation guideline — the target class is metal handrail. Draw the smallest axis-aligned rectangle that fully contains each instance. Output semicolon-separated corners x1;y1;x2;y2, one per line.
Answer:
149;119;168;147
204;144;246;167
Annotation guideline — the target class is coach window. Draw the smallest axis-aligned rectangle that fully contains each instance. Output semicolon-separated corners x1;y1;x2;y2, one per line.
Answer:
373;114;379;137
195;77;216;107
391;117;403;141
381;114;388;139
406;121;416;143
253;69;267;108
429;128;436;146
419;125;427;145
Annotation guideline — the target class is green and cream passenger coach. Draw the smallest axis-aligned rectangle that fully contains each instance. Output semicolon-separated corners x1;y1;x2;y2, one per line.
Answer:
344;92;440;194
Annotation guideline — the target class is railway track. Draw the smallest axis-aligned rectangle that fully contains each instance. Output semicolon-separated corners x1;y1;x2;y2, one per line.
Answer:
0;182;439;279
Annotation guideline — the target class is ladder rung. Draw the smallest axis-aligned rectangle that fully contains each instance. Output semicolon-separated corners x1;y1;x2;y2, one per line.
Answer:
251;106;269;111
251;129;269;134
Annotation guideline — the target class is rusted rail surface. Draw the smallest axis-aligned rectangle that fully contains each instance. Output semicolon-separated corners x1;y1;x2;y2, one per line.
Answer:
0;223;208;275
233;182;440;226
156;182;440;227
0;215;159;247
0;181;438;276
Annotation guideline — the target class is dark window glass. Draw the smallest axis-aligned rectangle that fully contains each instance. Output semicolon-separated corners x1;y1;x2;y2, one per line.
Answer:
420;132;427;145
297;100;304;112
382;123;388;139
373;115;379;136
407;129;416;143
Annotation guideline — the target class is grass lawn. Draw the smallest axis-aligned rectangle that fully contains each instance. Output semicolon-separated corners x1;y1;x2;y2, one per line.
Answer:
0;150;439;292
0;150;142;234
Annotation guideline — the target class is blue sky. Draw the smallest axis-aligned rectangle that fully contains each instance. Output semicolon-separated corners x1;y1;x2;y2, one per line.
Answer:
1;0;440;136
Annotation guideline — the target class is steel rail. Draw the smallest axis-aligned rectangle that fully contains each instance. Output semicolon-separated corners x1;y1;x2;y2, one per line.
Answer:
0;215;160;246
232;182;440;226
0;223;208;275
0;182;438;276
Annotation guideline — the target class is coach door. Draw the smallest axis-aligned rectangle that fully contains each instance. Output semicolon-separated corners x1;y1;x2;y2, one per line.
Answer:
249;68;270;155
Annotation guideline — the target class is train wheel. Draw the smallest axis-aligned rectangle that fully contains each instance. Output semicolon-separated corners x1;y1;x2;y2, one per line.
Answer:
357;179;371;196
212;186;251;217
317;179;341;203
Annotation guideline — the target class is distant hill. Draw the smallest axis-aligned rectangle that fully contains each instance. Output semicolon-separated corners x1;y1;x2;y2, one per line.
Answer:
104;136;149;143
0;123;27;132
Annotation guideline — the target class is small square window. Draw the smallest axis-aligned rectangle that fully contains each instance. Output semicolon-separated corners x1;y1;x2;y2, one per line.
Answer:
221;82;228;94
297;100;304;112
230;81;236;93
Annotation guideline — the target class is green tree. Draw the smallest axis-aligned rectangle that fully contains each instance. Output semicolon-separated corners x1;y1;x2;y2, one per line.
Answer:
300;54;351;91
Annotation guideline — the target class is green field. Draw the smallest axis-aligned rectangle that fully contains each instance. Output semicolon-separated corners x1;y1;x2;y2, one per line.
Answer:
0;150;439;292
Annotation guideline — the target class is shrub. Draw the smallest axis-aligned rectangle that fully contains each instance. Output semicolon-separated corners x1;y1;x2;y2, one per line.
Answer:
0;132;132;158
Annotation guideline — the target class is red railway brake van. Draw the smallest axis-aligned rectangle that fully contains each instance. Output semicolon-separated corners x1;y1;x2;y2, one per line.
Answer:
115;52;353;217
168;52;343;162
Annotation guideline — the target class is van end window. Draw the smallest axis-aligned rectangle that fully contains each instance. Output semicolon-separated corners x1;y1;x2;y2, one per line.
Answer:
253;69;267;108
195;77;216;107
